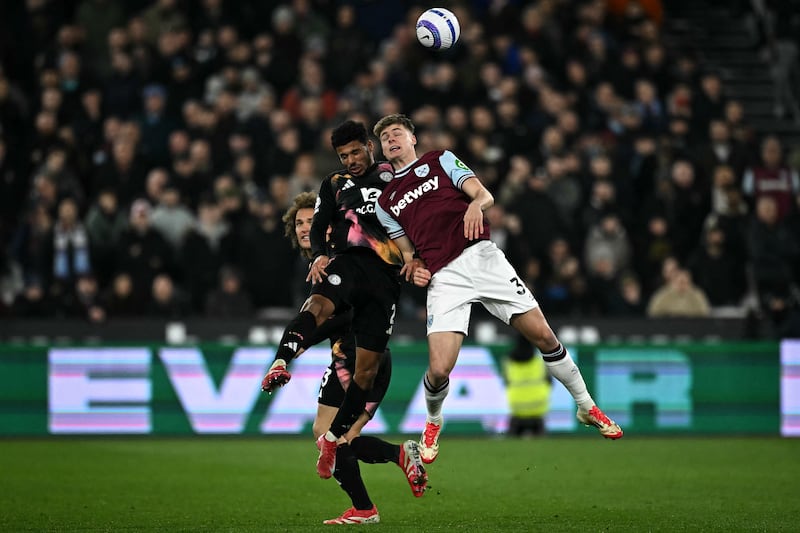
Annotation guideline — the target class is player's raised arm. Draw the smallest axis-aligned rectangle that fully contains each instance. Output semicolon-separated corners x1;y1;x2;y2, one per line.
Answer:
461;177;494;240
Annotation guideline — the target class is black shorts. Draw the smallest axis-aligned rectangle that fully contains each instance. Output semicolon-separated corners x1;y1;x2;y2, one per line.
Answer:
318;350;392;418
311;250;401;353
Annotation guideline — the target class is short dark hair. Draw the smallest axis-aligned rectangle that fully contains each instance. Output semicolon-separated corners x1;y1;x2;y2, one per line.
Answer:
330;120;368;149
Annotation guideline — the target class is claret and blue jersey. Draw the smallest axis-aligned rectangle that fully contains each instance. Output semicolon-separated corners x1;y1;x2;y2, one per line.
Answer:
376;150;490;275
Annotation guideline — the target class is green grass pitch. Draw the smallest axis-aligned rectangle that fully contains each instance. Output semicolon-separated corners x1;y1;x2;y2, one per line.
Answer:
1;436;798;532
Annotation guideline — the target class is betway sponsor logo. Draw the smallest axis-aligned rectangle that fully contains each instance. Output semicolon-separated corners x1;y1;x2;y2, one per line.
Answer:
389;176;439;216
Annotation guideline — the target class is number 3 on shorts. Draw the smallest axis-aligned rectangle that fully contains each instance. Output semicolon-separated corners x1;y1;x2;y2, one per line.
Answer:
318;367;332;399
509;277;526;295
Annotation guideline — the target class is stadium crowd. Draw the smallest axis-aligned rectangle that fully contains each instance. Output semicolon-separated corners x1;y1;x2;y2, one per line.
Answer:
0;0;799;335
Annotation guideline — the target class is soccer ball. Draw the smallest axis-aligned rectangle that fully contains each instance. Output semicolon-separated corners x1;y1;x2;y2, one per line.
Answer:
415;8;460;51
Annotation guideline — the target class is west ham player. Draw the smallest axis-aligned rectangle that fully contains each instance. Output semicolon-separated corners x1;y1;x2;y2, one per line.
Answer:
273;192;426;524
373;114;623;463
261;120;409;481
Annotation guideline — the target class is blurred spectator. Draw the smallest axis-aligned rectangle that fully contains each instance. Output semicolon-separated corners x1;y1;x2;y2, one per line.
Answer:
281;57;338;121
75;0;125;77
541;237;587;316
49;197;91;290
326;4;373;90
748;196;800;311
58;273;105;322
104;50;142;119
585;213;632;279
236;198;296;309
660;159;710;262
147;273;190;318
584;213;632;313
687;220;746;307
11;204;53;287
646;268;711;318
12;280;55;318
0;137;25;238
692;71;727;134
204;265;253;318
38;148;86;208
84;188;127;286
137;84;177;167
724;99;756;148
149;183;195;249
696;120;748;182
606;274;646;316
139;0;188;46
634;213;674;296
180;196;233;312
114;199;173;295
742;135;800;221
0;249;24;316
237;67;274;122
93;138;147;207
144;167;169;205
101;271;142;317
508;171;568;259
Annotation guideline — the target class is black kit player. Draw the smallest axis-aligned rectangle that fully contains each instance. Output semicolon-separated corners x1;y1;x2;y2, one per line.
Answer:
272;192;426;524
261;120;419;483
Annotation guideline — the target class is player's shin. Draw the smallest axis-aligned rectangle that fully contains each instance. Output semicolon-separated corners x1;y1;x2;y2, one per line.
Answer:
333;444;373;511
328;381;368;439
274;310;317;363
423;373;449;423
541;343;595;411
349;436;400;464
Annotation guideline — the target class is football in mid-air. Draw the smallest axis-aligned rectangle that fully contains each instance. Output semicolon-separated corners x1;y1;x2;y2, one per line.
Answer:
416;8;460;51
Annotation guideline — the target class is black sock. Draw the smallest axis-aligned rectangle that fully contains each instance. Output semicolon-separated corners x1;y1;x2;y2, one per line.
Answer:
349;436;400;465
330;381;367;438
333;444;372;510
274;311;316;363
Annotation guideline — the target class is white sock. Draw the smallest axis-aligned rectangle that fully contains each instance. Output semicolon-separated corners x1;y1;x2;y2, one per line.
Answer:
424;373;449;424
542;345;594;412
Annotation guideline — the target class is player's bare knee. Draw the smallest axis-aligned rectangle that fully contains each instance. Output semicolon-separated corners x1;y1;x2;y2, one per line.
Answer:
301;295;335;325
427;362;453;384
513;310;558;352
312;420;327;440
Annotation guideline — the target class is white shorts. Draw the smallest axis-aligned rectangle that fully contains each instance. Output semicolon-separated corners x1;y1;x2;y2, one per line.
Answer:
426;240;538;335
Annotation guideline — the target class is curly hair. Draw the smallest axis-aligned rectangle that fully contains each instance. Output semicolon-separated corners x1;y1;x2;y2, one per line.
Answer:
282;191;317;259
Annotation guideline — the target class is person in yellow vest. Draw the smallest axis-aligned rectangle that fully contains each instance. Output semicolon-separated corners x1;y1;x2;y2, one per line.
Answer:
503;337;552;436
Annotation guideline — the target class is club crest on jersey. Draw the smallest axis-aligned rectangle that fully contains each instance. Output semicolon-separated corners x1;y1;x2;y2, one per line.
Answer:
328;274;342;286
379;170;393;182
414;164;430;177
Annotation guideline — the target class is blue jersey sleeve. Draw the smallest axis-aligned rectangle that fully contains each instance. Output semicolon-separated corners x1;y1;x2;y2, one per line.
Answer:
439;150;475;189
376;200;405;239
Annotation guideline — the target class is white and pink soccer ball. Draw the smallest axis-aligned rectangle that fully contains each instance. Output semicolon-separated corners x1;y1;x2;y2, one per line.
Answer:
415;7;461;51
